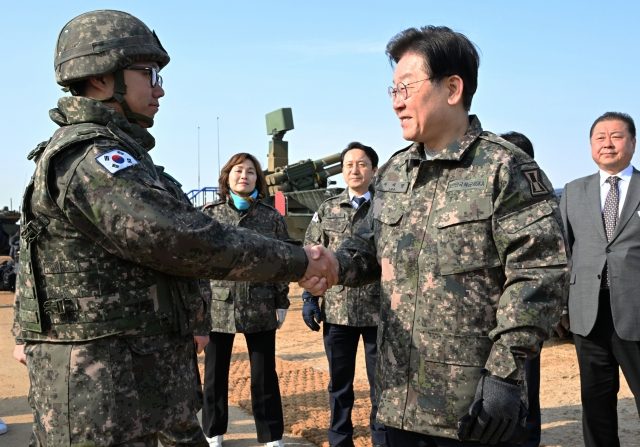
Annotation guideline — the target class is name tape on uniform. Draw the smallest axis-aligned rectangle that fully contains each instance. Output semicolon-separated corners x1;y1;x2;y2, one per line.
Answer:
96;149;138;174
447;178;487;192
378;181;409;193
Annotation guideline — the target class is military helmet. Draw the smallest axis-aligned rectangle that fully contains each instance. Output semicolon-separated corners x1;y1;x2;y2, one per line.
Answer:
55;10;170;86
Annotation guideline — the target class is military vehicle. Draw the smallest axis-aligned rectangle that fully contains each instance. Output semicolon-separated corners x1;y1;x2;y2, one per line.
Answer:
260;108;344;240
0;207;20;237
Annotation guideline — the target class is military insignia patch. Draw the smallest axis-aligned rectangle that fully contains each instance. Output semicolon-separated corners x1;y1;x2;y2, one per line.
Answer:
522;168;549;196
96;149;138;174
312;212;319;223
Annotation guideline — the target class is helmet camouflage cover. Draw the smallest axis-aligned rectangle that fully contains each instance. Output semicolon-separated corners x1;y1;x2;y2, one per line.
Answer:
55;10;170;86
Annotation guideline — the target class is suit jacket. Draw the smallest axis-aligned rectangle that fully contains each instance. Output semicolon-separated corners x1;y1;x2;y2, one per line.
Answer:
560;167;640;340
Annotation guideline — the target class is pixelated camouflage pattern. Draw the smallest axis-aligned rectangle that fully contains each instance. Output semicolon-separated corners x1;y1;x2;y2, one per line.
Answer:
200;200;291;334
304;188;381;326
157;416;208;447
13;96;308;446
155;165;212;337
24;332;203;446
55;10;169;86
334;116;569;438
12;97;307;343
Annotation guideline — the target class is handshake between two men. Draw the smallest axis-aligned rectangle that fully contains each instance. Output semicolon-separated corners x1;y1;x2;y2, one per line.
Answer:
300;245;340;295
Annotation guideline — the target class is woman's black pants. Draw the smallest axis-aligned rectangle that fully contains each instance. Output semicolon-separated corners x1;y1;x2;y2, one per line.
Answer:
201;329;283;443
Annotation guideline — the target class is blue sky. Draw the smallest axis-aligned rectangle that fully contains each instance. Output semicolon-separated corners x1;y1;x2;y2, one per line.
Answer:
1;0;639;210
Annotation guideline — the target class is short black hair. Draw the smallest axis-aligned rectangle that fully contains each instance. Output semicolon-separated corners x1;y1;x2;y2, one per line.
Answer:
340;142;379;168
386;26;480;111
500;132;535;159
590;111;636;139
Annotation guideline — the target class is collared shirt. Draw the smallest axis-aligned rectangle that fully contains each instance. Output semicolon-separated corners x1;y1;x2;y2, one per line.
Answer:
599;164;634;216
348;190;371;209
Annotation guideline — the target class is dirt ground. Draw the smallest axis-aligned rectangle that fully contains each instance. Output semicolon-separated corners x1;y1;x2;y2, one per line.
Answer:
1;287;639;446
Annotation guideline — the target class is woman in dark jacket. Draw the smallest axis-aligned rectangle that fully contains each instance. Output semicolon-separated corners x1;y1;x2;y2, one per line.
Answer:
201;153;291;447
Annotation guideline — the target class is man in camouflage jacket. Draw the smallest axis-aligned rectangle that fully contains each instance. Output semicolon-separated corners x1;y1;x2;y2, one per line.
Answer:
12;10;334;447
304;143;388;447
302;27;569;446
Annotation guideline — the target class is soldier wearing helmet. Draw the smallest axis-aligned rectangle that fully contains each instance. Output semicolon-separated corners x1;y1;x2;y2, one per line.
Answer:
12;10;337;447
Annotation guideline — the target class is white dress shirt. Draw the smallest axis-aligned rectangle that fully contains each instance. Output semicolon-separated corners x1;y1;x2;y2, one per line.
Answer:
348;190;371;209
599;164;634;216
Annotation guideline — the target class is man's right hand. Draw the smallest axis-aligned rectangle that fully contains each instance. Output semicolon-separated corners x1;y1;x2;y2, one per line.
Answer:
555;313;570;338
13;344;26;365
302;292;322;331
299;245;339;295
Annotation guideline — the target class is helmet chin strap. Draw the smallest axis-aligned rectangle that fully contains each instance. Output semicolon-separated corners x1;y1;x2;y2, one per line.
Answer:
99;69;155;127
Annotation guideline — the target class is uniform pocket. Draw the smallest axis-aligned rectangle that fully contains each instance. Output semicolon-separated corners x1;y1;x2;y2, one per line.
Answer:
250;286;276;300
210;286;231;301
436;197;501;275
252;223;277;239
419;331;493;366
323;219;348;233
496;200;567;269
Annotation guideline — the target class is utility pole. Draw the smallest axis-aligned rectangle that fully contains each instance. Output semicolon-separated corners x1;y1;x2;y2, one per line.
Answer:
217;117;221;179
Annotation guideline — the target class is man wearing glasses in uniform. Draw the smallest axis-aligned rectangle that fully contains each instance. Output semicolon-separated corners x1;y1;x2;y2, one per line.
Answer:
301;25;568;446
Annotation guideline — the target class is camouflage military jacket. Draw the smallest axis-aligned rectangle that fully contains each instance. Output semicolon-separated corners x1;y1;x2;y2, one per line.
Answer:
201;199;291;334
155;165;212;336
335;116;569;438
305;188;381;326
12;97;307;343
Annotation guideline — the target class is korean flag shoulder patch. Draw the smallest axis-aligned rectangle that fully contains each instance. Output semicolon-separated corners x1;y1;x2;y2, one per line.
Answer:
312;212;320;223
96;149;138;174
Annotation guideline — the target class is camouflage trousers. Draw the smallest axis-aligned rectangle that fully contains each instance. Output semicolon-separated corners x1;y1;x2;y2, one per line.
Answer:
29;417;208;447
24;332;206;447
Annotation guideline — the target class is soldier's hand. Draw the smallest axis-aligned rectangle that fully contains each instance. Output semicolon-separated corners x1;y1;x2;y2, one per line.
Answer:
456;372;529;445
299;245;339;295
302;292;321;331
193;335;210;354
13;344;26;365
276;309;287;329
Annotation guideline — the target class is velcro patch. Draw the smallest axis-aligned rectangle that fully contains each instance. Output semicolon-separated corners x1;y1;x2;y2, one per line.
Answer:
96;149;138;174
378;181;409;193
522;168;549;196
447;178;488;192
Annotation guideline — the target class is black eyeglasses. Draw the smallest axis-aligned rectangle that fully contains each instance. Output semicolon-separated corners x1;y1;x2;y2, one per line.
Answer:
125;66;163;88
388;78;430;100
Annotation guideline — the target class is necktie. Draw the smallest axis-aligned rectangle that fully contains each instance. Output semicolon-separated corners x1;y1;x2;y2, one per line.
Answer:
602;176;620;287
353;196;367;209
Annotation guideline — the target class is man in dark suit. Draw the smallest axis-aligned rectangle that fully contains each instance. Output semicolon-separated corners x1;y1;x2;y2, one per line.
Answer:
560;111;640;447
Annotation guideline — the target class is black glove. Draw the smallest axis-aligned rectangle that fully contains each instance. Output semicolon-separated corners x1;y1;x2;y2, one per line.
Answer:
302;291;321;331
457;372;529;445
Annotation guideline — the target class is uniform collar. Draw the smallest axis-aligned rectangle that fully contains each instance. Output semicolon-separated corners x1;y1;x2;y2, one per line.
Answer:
401;115;483;168
338;186;374;206
348;189;371;202
50;96;156;151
